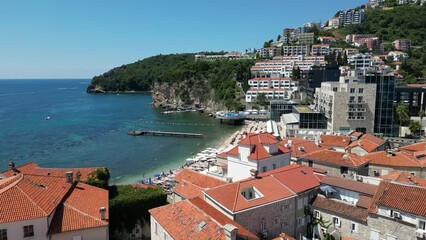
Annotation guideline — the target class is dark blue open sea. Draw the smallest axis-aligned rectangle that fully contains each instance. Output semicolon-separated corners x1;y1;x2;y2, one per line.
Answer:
0;79;239;184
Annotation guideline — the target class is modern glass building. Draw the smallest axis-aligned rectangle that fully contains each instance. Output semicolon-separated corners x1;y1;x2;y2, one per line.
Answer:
363;74;396;137
293;106;327;129
269;100;297;121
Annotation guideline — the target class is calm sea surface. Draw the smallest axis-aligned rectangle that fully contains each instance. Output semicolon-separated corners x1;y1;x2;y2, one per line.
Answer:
0;79;239;184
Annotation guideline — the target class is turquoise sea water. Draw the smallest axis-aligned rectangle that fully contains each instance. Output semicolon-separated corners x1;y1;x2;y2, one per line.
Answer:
0;79;239;184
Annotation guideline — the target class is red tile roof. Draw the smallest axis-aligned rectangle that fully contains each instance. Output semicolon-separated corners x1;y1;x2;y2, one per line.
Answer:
260;165;321;193
273;233;296;240
49;182;108;234
320;135;351;148
0;162;109;234
227;133;290;161
379;171;426;187
369;181;426;217
279;138;323;158
400;142;426;154
356;195;373;209
312;195;368;223
321;175;377;196
347;134;385;152
365;151;421;167
174;169;227;200
149;198;259;240
302;150;370;167
0;174;71;223
2;162;99;181
205;175;295;212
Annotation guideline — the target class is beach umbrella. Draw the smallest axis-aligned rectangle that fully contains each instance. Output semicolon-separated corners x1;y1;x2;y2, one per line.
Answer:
320;185;336;194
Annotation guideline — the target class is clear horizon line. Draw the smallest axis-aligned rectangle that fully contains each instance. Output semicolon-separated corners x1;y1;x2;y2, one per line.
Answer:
0;78;91;80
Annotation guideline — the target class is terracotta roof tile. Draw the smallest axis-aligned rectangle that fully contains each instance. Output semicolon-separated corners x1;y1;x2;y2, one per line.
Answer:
0;174;71;223
302;150;370;167
365;151;421;167
348;134;385;152
260;165;321;193
227;133;290;161
312;195;368;223
49;183;108;234
380;171;426;187
205;176;295;212
174;169;227;200
320;135;351;148
279;138;323;158
321;175;377;196
400;142;426;153
273;233;296;240
356;195;373;209
2;162;100;181
369;181;426;217
149;198;259;240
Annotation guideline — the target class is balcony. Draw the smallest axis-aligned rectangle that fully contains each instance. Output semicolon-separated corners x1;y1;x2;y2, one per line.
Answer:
347;116;366;120
347;108;366;112
348;100;366;104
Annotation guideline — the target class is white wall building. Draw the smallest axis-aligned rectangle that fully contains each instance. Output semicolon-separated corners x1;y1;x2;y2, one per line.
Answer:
226;133;291;181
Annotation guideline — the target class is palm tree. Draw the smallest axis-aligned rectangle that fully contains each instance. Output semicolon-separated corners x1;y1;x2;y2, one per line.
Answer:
396;104;409;136
419;110;425;136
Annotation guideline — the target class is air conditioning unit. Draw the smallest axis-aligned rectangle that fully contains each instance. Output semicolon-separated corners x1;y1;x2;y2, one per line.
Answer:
415;230;425;238
393;211;401;219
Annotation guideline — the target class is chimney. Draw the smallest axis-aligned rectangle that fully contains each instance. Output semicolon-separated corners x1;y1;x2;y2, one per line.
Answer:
8;161;17;172
250;169;259;179
66;171;73;184
223;224;238;240
99;207;107;220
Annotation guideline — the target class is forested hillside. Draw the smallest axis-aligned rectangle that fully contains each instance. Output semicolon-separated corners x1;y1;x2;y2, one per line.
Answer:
88;53;254;110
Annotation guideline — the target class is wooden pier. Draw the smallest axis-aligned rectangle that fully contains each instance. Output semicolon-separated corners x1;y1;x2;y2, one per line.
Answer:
128;130;203;138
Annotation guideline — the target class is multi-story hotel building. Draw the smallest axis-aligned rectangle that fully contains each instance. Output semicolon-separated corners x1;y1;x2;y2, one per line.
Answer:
283;45;310;56
314;77;377;133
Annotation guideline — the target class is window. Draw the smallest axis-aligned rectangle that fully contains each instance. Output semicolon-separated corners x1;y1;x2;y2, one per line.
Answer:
281;204;289;211
411;172;416;176
297;217;305;226
308;160;313;167
351;222;358;232
262;166;267;173
374;170;380;177
359;88;364;93
419;220;426;231
350;88;355;93
274;217;280;225
272;164;276;170
314;210;321;219
0;229;7;240
164;233;168;240
332;217;341;227
154;222;158;235
23;225;34;238
260;220;265;231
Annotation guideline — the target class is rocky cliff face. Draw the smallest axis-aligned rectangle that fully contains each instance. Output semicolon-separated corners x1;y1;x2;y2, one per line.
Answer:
151;79;224;112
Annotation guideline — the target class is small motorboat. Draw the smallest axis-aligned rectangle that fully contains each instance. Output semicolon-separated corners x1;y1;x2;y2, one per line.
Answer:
45;116;51;120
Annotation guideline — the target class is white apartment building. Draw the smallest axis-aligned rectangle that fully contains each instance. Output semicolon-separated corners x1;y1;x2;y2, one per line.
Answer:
311;44;331;56
251;56;327;79
283;45;310;56
259;47;282;59
245;78;299;102
314;77;376;133
348;53;372;70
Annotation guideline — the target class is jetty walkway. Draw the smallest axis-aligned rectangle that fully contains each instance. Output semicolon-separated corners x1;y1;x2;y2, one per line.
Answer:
128;130;203;138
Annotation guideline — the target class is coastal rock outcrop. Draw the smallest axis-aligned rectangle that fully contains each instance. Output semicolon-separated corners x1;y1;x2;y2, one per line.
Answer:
152;80;224;112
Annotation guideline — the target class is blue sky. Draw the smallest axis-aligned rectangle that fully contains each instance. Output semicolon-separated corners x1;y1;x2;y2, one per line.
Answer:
0;0;366;78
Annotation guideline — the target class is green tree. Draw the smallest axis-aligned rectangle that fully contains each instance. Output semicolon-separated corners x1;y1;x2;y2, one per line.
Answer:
255;93;267;106
419;110;425;136
85;168;110;189
409;120;421;136
396;104;409;136
277;34;281;42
